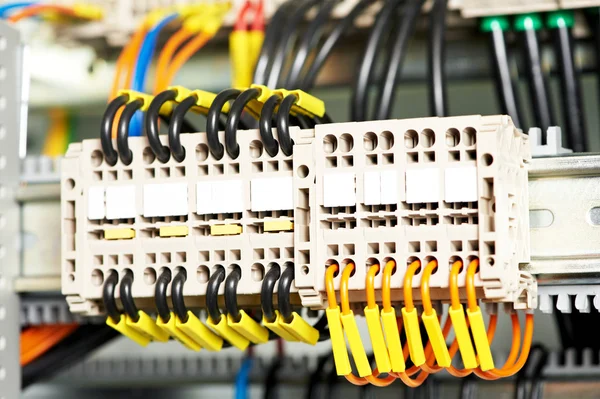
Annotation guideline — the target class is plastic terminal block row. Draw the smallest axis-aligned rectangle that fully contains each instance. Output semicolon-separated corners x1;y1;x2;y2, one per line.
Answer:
62;115;535;316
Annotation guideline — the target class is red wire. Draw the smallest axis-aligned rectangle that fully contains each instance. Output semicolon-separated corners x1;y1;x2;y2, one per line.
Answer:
251;0;265;31
234;0;255;31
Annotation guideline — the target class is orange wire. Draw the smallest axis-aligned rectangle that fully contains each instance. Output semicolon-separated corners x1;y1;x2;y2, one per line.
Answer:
162;32;212;90
403;260;421;312
340;263;354;315
111;27;148;100
154;28;194;93
20;324;78;366
366;264;379;309
8;5;77;23
381;260;395;313
465;259;534;380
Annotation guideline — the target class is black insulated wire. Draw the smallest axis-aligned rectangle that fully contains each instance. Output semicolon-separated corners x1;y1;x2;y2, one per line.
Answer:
313;312;331;342
276;94;298;156
301;0;373;91
206;266;226;322
168;95;196;162
261;264;281;323
102;271;121;324
155;269;172;322
259;95;281;157
351;0;401;122
225;268;242;322
584;11;600;119
266;0;322;88
277;265;295;323
206;88;241;160
253;0;297;85
553;23;587;152
146;89;176;163
225;87;261;159
100;94;127;166
522;24;554;133
428;0;447;117
285;0;338;88
374;0;425;120
171;270;188;323
117;99;143;166
489;24;525;129
119;271;139;322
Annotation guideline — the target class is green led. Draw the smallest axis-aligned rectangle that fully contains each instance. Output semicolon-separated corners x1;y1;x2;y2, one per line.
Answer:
547;11;575;29
514;13;543;31
481;16;510;32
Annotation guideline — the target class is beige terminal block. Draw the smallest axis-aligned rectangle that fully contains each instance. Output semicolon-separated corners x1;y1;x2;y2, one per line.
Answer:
61;115;535;317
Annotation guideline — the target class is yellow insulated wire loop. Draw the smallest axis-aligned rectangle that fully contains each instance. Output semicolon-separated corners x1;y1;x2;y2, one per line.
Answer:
464;258;495;371
448;260;478;370
364;264;392;373
340;263;372;378
325;264;352;376
401;260;426;366
381;260;406;373
420;260;451;368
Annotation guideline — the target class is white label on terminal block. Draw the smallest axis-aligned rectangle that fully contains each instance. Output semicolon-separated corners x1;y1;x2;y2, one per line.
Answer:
445;166;478;202
143;183;188;217
105;185;136;219
87;186;105;220
323;173;355;207
405;168;440;204
251;177;293;212
196;180;244;215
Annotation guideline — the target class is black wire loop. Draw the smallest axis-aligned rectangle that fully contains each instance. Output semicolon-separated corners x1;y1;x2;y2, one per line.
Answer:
102;271;121;324
224;268;242;322
171;269;188;323
259;95;282;157
168;95;197;162
206;266;226;322
277;264;295;323
117;99;143;166
276;94;298;156
145;89;176;163
207;89;241;160
225;87;261;159
261;264;281;323
120;271;139;322
155;269;172;323
101;95;128;166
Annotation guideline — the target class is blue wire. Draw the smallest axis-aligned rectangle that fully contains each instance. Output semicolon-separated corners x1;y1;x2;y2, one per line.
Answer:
234;357;253;399
0;1;38;18
129;12;178;137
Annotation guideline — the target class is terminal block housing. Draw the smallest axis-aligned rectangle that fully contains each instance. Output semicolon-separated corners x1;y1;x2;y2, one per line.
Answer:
62;115;535;317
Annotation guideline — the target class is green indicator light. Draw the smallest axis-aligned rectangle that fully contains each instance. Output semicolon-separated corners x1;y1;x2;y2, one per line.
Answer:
514;13;543;31
481;16;509;32
547;11;575;29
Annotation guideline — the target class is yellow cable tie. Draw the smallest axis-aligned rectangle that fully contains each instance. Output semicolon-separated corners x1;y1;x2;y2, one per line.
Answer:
264;220;294;232
191;89;224;112
72;4;104;20
227;310;269;344
401;307;426;367
156;312;202;351
170;86;194;103
230;31;253;90
289;90;326;118
340;310;372;377
326;307;352;376
106;315;151;347
448;306;478;369
104;228;135;240
125;311;170;342
279;311;319;345
422;309;452;368
262;311;299;342
210;224;242;236
144;9;171;27
381;307;406;372
467;306;495;371
176;311;223;351
207;314;250;351
116;90;154;112
159;225;189;237
364;305;392;373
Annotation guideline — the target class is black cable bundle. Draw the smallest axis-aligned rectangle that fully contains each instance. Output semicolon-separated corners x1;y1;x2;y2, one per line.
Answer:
517;14;554;133
428;0;448;117
485;17;525;129
22;325;119;389
549;12;587;152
